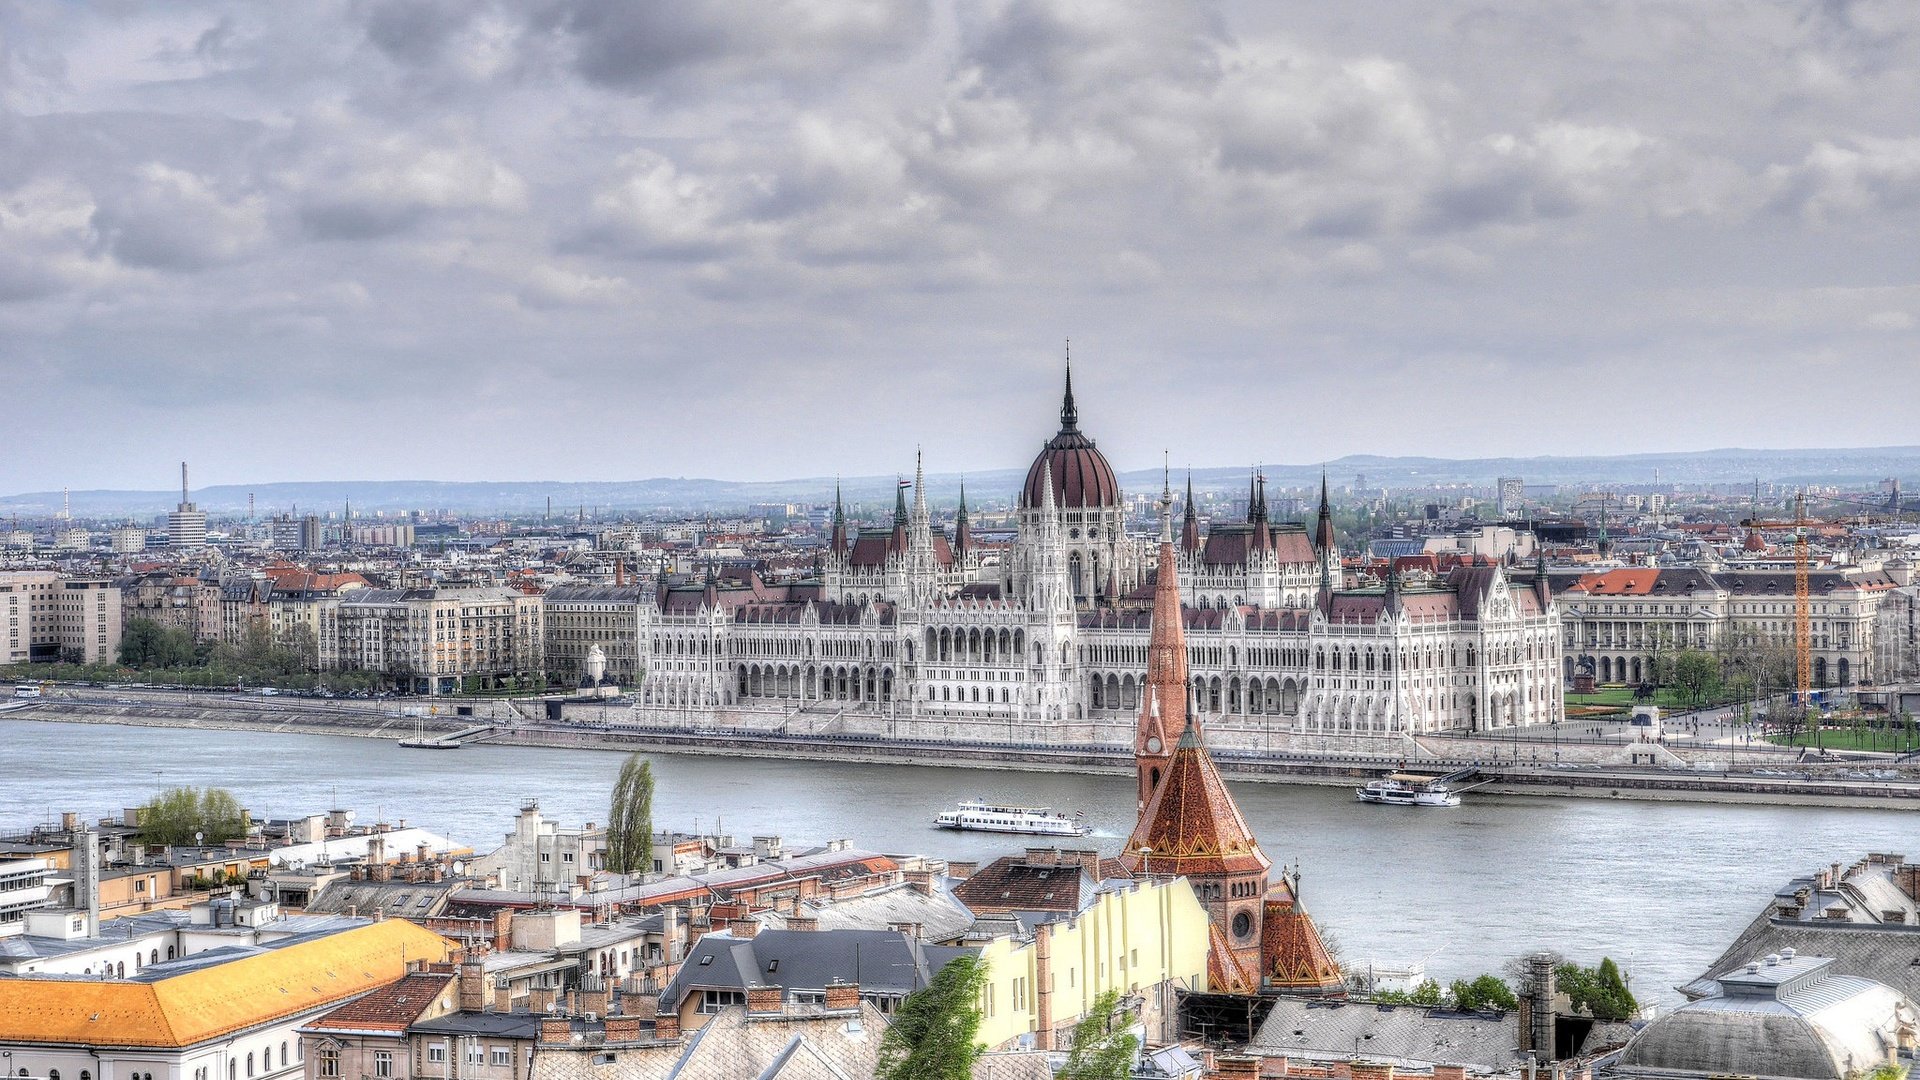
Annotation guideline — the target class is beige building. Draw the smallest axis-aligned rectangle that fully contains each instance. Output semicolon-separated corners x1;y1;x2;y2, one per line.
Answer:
332;587;543;693
1;571;122;665
542;585;646;689
121;571;222;643
1556;566;1898;688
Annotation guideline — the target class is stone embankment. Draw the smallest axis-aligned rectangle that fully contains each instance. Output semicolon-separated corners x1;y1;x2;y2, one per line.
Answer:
13;691;1918;808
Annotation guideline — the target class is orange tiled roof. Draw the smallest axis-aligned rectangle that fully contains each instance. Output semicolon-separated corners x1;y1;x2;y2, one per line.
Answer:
1565;568;1661;595
0;920;455;1047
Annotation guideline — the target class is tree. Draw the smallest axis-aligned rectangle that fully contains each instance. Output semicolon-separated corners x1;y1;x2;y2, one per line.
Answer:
877;955;989;1080
604;755;655;876
1671;650;1721;708
139;786;246;846
1056;990;1140;1080
1449;974;1519;1012
1407;978;1445;1006
1555;957;1637;1022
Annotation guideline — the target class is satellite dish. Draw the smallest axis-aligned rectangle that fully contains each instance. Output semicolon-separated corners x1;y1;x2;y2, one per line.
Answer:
451;860;466;875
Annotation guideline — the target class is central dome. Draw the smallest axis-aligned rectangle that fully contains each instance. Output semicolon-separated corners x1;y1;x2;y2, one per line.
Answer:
1020;365;1122;510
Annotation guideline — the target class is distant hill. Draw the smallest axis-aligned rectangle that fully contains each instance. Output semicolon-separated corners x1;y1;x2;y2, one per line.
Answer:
6;446;1918;518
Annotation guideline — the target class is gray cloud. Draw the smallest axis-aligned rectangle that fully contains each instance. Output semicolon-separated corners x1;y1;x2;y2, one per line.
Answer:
0;0;1916;493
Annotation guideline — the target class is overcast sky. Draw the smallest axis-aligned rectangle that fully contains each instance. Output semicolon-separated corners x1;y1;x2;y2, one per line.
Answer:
2;1;1916;493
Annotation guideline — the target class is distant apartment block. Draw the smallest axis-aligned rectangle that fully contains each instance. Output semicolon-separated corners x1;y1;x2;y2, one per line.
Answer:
1;571;122;665
331;586;543;693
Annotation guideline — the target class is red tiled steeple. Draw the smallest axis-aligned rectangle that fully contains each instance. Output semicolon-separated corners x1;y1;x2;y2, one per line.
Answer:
1120;719;1270;880
1134;491;1189;811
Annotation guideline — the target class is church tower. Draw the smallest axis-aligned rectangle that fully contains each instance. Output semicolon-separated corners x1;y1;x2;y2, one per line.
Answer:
1314;472;1338;586
1134;477;1187;811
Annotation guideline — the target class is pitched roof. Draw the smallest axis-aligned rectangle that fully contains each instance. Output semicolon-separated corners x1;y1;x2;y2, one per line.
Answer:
0;919;456;1047
952;854;1100;915
1120;719;1270;879
304;971;453;1033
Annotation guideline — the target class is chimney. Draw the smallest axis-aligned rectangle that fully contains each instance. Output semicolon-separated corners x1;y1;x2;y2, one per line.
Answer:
1433;1067;1468;1080
729;919;759;939
581;980;612;1017
653;1011;680;1040
746;986;783;1014
528;986;558;1013
823;981;860;1011
538;1018;572;1045
903;869;935;896
1527;953;1557;1061
603;1016;641;1043
1349;1062;1395;1080
786;915;818;932
61;811;78;831
1034;922;1054;1051
1212;1056;1260;1079
888;921;923;941
458;959;490;1012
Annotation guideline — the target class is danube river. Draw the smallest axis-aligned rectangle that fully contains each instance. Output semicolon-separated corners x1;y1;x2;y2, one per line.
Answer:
5;719;1914;1006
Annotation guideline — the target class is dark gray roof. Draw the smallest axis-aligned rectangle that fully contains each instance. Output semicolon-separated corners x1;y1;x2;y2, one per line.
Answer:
1250;999;1525;1070
543;585;651;605
659;928;977;1007
411;1011;546;1038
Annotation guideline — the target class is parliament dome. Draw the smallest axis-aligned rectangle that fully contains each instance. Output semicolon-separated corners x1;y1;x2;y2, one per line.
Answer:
1020;366;1122;510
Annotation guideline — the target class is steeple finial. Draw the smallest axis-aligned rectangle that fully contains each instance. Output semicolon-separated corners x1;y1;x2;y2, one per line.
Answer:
1059;340;1079;433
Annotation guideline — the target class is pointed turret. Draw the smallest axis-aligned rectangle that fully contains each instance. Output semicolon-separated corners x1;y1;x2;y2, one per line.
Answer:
890;474;909;553
954;481;971;558
1251;471;1271;555
1181;472;1201;554
1383;557;1401;617
1534;544;1552;607
1314;472;1335;555
829;480;847;557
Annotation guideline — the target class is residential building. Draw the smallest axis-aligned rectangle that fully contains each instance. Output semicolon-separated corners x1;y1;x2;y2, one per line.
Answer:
542;585;646;688
331;587;543;694
0;914;455;1080
1;571;122;664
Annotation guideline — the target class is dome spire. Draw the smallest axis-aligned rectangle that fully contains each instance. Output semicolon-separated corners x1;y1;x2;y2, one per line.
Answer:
1059;339;1079;433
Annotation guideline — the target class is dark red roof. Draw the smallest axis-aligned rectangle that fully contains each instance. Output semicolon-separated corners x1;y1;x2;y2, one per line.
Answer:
1022;430;1121;510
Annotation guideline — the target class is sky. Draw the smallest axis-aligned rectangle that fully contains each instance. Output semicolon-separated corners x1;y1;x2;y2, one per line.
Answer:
2;1;1916;493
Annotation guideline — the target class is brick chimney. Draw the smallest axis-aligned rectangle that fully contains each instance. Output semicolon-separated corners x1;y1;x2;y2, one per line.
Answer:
903;869;936;896
1212;1055;1260;1079
1433;1067;1468;1080
786;915;818;932
823;981;859;1011
528;986;558;1013
653;1011;680;1040
603;1017;641;1043
1349;1062;1395;1080
580;980;611;1017
746;986;783;1014
458;959;491;1012
538;1018;572;1045
729;919;760;939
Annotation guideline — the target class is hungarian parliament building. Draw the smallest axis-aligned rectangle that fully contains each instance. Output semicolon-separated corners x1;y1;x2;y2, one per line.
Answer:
632;371;1566;749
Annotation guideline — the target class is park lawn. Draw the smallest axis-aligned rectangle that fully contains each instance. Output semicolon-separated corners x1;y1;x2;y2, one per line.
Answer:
1767;726;1920;753
1565;685;1706;712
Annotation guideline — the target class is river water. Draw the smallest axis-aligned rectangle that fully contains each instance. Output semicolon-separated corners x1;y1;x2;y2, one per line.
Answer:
4;719;1914;1006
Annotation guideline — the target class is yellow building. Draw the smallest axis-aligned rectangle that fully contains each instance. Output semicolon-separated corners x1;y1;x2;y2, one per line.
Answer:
0;919;456;1080
973;875;1211;1051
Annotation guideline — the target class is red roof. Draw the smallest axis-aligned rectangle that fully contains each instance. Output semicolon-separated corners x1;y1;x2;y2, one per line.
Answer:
1121;719;1270;879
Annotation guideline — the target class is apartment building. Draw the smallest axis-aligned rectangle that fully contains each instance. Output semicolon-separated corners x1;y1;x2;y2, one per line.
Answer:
332;587;543;693
1;571;123;665
541;584;646;688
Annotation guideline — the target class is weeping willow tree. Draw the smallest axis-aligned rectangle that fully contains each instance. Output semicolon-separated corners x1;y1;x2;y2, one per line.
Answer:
604;755;655;876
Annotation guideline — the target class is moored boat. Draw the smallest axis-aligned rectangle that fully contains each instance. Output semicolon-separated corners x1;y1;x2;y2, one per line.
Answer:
1356;773;1464;807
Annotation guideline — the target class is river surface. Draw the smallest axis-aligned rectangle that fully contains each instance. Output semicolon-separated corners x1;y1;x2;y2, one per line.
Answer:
4;718;1914;1006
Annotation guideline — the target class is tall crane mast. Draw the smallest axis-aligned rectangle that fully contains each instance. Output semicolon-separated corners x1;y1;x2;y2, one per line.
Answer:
1793;492;1812;718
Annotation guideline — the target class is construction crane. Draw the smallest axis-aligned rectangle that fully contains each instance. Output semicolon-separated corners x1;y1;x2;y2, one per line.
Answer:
1740;493;1818;741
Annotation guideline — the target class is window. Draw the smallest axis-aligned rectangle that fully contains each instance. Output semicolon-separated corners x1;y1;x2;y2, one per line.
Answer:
317;1050;339;1079
373;1053;392;1078
247;1053;254;1077
281;1043;288;1068
490;1049;511;1067
427;1046;447;1064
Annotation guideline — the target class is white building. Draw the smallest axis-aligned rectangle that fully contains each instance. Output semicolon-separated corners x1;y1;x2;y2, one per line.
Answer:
627;371;1565;744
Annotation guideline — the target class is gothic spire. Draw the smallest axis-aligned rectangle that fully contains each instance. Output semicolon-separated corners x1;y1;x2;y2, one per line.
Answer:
1059;340;1079;434
955;479;971;557
1181;470;1202;554
893;474;908;529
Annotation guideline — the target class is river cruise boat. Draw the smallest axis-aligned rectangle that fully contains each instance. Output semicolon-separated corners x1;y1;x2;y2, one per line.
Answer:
933;800;1089;836
1356;773;1466;807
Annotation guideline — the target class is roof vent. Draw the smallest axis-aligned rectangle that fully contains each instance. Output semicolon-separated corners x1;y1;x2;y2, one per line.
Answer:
1781;948;1796;960
1745;962;1761;974
1764;953;1781;967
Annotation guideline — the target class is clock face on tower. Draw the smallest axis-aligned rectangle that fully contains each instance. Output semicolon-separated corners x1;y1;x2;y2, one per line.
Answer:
1146;737;1162;753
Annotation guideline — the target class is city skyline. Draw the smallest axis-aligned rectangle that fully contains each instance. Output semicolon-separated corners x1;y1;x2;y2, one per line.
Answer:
3;1;1917;491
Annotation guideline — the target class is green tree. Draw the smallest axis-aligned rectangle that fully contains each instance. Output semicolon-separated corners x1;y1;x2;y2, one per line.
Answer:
1407;979;1445;1006
1555;957;1637;1022
1056;990;1140;1080
604;755;655;876
1449;974;1519;1012
140;786;246;846
877;955;989;1080
1671;649;1721;707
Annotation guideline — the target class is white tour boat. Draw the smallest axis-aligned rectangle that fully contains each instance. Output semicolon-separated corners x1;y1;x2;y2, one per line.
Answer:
933;800;1090;836
1356;773;1468;807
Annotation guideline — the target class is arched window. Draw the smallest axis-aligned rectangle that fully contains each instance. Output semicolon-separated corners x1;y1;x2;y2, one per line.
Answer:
248;1052;255;1077
48;1070;60;1080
